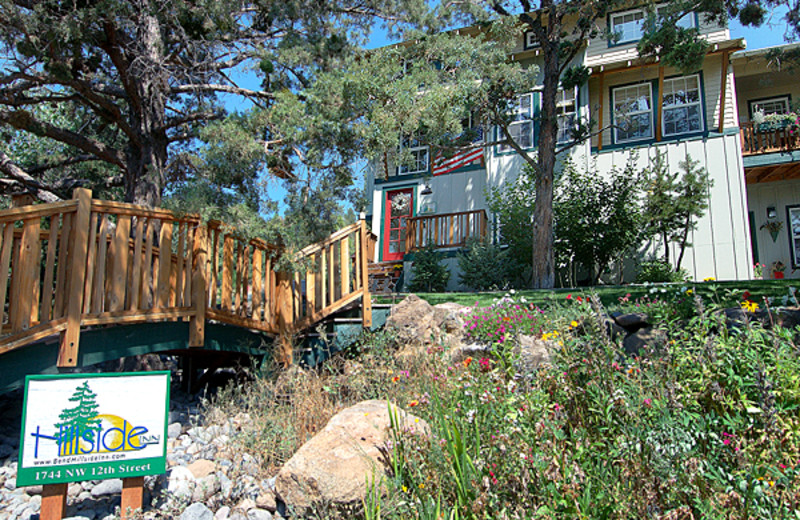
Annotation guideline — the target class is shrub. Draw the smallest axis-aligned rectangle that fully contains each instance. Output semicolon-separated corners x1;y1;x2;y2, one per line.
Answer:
456;239;512;291
636;258;689;283
408;245;450;292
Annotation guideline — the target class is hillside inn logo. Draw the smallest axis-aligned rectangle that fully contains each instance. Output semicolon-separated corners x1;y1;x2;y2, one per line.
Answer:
19;372;169;486
29;381;160;462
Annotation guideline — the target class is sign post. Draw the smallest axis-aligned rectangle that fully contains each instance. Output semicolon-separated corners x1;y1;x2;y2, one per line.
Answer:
19;372;170;520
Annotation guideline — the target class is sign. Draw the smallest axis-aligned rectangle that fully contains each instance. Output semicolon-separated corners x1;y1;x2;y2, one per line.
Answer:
18;372;169;486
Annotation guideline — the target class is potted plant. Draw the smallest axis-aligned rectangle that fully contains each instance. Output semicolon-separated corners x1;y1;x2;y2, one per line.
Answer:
772;260;786;279
760;220;784;242
753;262;765;279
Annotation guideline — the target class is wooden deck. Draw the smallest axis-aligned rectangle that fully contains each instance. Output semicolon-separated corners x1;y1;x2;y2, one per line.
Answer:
0;189;375;368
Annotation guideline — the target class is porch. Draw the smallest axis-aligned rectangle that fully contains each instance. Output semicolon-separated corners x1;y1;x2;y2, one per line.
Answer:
404;209;488;253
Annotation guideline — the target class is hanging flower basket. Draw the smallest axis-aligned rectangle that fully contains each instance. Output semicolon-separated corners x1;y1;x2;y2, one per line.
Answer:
761;220;784;242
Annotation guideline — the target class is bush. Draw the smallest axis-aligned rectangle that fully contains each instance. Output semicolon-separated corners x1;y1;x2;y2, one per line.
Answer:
636;258;689;283
408;245;450;292
457;239;512;291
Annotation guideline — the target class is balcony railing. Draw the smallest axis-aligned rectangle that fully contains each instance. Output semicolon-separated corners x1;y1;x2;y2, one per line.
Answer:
740;121;800;156
405;209;487;252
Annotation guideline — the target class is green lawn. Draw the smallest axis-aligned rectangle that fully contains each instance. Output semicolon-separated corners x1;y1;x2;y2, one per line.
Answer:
378;279;800;309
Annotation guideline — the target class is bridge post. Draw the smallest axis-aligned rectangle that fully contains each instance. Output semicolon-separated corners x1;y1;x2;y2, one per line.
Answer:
360;220;372;329
58;188;92;367
189;225;207;347
276;270;294;367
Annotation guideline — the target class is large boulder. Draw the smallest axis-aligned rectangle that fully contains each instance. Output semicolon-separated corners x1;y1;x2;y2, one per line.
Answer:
385;295;437;347
275;400;428;514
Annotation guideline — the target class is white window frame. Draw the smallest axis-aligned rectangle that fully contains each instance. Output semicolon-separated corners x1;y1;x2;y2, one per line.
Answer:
556;88;578;144
396;136;429;175
750;96;790;117
613;83;654;143
498;92;535;152
789;206;800;268
610;8;646;44
661;74;704;137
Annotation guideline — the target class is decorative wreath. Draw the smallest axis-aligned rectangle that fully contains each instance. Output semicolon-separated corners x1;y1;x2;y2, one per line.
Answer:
391;193;411;212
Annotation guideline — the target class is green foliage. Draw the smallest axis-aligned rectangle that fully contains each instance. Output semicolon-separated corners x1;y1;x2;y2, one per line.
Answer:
486;164;536;285
53;381;101;454
636;259;690;283
456;239;513;291
643;153;712;270
409;245;450;293
554;158;644;284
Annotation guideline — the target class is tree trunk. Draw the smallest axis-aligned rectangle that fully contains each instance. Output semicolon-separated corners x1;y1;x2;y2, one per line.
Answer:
531;26;560;290
123;8;168;207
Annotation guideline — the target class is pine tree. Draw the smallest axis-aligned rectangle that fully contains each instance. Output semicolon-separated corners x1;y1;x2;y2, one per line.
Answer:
53;381;101;456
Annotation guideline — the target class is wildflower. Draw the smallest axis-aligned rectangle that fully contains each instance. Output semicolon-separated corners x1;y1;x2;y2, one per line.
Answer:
703;276;716;282
408;400;419;407
463;357;473;368
418;483;425;489
392;376;400;383
769;481;775;487
643;398;652;407
570;320;578;328
402;485;408;493
741;299;759;312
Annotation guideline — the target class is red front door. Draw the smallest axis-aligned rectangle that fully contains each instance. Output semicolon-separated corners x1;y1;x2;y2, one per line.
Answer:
383;189;413;262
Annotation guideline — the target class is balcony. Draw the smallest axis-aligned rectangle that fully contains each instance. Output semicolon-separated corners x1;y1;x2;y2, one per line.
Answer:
405;209;488;252
740;121;800;156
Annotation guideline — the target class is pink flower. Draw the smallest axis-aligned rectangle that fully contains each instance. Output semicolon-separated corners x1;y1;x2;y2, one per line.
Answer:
643;398;652;407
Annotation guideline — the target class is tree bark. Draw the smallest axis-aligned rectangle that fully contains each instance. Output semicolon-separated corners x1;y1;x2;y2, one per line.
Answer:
123;9;168;207
530;14;560;290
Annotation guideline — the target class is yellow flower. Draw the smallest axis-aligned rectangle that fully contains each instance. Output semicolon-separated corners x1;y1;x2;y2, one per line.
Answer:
418;483;425;489
703;276;716;282
769;480;775;487
685;289;693;295
402;485;408;493
408;400;419;407
740;300;759;313
570;320;578;328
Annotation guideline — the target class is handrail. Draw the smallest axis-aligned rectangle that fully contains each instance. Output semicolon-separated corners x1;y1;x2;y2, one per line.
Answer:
0;189;373;368
740;121;800;156
405;209;487;252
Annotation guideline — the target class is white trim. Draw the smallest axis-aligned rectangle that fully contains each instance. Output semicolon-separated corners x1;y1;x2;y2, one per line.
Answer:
397;136;429;176
610;8;645;44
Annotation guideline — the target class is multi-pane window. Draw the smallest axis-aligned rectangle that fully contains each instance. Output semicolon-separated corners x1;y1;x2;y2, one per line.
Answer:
524;31;539;49
657;7;695;30
613;83;653;143
662;75;704;136
499;93;535;152
397;136;429;175
556;88;577;144
790;206;800;267
751;97;790;117
610;10;645;43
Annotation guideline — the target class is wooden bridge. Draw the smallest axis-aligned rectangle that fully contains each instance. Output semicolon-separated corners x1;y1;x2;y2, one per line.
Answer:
0;189;378;391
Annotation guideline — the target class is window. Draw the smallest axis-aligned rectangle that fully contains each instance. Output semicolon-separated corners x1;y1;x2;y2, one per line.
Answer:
611;6;694;45
789;206;800;267
499;93;535;152
751;96;790;117
610;9;645;44
613;83;653;143
662;75;704;137
397;136;429;175
556;88;578;144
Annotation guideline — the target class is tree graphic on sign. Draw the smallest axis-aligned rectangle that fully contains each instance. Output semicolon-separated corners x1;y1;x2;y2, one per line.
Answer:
54;381;101;456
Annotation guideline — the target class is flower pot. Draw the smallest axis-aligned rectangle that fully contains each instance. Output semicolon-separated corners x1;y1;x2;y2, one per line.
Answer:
770;230;780;242
774;271;785;279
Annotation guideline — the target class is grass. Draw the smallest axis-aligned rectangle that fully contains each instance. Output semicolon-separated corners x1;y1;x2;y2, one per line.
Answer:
377;279;800;309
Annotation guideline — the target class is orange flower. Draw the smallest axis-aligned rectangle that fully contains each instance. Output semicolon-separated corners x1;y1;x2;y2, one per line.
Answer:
392;376;400;383
463;357;473;367
408;400;419;407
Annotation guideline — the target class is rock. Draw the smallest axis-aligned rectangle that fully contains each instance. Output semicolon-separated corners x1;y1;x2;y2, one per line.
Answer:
215;506;231;520
275;400;428;514
90;478;123;497
192;475;220;502
623;327;668;356
247;509;273;520
4;477;15;490
22;484;43;495
255;491;277;512
63;517;93;520
187;459;217;479
168;422;183;439
180;502;214;520
613;312;650;331
235;498;256;512
515;335;553;372
168;466;196;500
603;318;627;343
385;295;437;347
68;482;83;498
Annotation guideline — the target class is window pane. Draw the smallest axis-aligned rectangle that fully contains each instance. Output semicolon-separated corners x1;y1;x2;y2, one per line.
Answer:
662;75;703;136
612;11;644;42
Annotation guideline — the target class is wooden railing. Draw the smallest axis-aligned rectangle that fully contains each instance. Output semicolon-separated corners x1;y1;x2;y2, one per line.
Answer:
405;209;487;252
0;189;373;367
740;121;800;156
